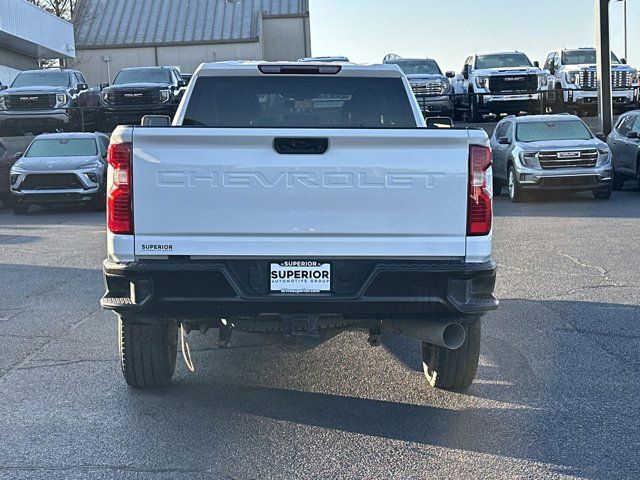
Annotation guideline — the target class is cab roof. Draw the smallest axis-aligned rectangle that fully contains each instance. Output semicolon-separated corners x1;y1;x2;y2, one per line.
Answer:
195;61;405;78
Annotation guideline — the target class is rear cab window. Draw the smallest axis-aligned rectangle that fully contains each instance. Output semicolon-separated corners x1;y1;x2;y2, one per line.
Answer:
183;76;417;128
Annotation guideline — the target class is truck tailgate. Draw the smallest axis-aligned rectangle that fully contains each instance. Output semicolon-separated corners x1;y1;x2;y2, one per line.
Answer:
131;128;471;258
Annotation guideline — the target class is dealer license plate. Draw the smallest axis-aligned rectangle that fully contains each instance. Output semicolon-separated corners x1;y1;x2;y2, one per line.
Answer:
270;261;331;293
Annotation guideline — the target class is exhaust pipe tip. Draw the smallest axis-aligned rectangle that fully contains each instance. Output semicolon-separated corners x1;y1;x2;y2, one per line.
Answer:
442;323;466;350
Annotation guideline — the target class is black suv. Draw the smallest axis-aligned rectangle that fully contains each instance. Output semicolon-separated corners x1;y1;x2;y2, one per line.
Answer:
99;67;186;130
0;69;100;136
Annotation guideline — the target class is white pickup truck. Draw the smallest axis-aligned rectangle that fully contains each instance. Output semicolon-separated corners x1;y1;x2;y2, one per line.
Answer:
101;62;498;391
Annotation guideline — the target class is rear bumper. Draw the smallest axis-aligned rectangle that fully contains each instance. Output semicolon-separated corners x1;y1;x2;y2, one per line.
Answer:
101;259;498;320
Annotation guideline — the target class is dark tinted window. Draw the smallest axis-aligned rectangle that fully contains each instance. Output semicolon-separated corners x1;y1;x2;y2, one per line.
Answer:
26;138;98;157
389;60;442;75
616;116;635;136
562;50;619;65
494;122;509;139
113;69;171;85
12;72;70;88
516;121;593;142
475;54;532;69
183;76;417;128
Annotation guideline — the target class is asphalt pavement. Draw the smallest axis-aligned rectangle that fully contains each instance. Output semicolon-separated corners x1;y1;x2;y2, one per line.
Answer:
0;186;639;479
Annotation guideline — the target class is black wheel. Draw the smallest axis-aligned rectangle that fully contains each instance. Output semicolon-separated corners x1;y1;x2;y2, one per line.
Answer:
493;179;503;197
553;88;566;113
118;316;178;388
612;171;625;191
12;203;29;215
508;165;526;203
422;319;481;391
593;184;613;200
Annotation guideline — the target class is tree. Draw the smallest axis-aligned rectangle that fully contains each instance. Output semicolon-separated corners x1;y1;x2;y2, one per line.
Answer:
26;0;78;22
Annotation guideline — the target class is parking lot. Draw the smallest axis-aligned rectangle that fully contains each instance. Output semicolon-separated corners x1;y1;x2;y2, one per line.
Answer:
1;180;638;479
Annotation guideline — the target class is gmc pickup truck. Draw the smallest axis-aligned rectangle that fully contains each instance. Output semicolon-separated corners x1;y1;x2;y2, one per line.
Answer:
100;62;498;391
0;69;99;135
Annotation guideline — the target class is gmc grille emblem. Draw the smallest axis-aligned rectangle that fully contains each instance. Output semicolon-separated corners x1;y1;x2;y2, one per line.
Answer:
557;151;581;159
19;96;39;101
124;93;144;98
504;77;526;82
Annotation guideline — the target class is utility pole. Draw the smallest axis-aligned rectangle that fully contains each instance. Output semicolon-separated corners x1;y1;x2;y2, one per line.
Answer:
595;0;613;135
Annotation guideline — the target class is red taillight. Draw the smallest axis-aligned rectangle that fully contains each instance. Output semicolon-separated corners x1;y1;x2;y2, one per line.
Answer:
467;145;492;236
107;142;133;235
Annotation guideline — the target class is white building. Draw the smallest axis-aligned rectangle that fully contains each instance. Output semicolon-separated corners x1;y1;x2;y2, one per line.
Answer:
71;0;311;86
0;0;76;85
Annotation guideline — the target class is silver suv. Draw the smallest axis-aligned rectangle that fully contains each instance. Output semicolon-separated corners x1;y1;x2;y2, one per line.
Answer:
490;114;613;202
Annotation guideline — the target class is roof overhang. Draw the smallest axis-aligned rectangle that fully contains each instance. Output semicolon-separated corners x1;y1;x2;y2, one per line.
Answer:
0;0;75;59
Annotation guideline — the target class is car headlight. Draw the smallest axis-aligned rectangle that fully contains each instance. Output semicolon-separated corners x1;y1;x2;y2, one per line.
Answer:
101;91;110;104
630;70;638;84
597;147;611;166
565;71;580;85
475;77;489;89
160;89;170;103
519;151;539;168
0;95;6;111
539;74;548;87
55;94;68;108
440;80;451;94
10;174;19;185
79;162;100;169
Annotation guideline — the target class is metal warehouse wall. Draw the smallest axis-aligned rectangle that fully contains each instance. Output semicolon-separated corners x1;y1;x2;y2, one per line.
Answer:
72;16;310;85
0;47;37;85
262;16;311;61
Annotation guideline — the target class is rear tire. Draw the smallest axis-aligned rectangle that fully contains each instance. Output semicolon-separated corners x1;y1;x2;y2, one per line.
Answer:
118;316;178;388
12;203;29;215
422;319;481;390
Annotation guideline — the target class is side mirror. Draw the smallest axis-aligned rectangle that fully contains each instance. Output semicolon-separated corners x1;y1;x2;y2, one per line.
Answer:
445;71;455;79
177;80;187;88
595;133;607;141
462;65;470;79
498;137;511;145
627;131;639;140
621;58;627;65
77;83;89;91
533;61;540;68
425;117;453;129
14;152;23;160
141;115;171;127
0;85;7;91
549;65;556;75
99;82;109;90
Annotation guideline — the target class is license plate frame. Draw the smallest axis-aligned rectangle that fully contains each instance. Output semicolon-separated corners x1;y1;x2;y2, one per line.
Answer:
270;261;332;294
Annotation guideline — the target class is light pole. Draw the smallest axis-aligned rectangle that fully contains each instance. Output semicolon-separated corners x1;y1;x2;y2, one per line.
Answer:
596;0;613;135
615;0;628;60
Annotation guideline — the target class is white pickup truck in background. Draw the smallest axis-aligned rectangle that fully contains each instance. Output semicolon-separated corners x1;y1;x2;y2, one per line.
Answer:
101;62;498;391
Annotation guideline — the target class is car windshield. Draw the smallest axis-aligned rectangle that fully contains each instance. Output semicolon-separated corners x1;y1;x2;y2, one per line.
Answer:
25;138;98;157
11;72;70;88
183;76;417;128
562;50;620;65
390;60;442;75
113;69;171;85
516;121;593;142
475;54;532;69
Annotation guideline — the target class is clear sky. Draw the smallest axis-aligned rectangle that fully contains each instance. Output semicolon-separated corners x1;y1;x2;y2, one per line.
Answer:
309;0;639;72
